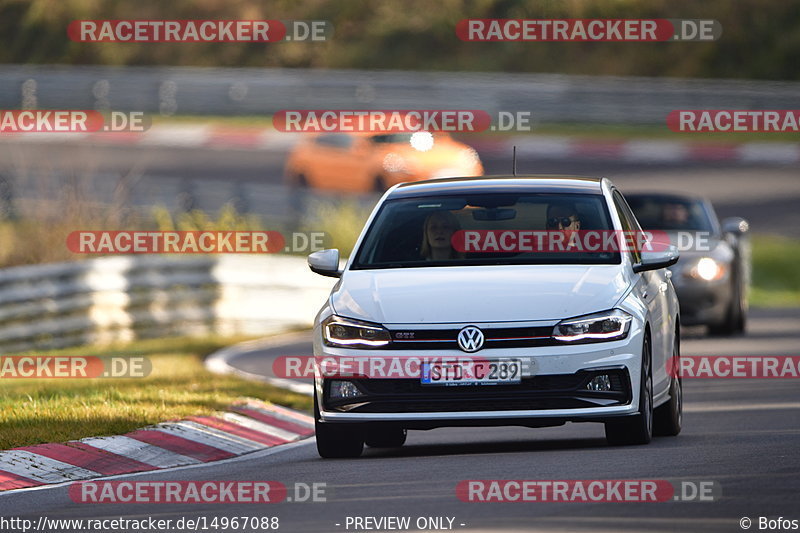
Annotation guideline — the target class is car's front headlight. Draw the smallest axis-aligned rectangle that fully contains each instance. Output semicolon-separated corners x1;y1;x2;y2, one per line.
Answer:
553;309;633;342
458;147;481;166
410;131;434;152
322;315;391;348
382;153;409;173
686;257;727;281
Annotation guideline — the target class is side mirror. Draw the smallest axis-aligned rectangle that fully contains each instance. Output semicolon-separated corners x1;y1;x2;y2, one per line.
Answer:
308;249;341;278
721;217;749;236
633;244;680;274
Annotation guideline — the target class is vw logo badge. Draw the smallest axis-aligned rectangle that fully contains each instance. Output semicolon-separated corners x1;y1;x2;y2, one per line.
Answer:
457;326;485;352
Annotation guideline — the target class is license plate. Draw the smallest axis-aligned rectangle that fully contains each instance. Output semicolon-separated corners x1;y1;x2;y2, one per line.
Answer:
421;360;522;386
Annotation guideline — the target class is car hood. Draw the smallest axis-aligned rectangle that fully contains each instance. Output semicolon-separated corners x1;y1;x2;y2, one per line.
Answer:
331;265;631;324
382;141;478;173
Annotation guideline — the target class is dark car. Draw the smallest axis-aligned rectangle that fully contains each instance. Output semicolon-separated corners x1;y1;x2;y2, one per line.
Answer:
626;193;750;335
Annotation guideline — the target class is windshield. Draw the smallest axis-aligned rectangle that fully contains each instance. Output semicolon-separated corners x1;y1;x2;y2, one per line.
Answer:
626;196;716;232
369;133;415;144
352;193;620;269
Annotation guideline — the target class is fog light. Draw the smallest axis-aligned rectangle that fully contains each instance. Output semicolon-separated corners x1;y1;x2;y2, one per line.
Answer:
329;380;363;399
586;374;612;391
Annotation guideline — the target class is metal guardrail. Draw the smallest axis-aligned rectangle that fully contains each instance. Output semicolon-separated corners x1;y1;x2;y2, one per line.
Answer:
1;65;799;124
0;254;334;353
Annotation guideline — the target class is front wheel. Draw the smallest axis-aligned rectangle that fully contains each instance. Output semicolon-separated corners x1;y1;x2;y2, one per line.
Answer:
287;172;309;189
372;175;388;193
605;334;653;446
709;281;746;336
654;333;682;436
314;392;364;458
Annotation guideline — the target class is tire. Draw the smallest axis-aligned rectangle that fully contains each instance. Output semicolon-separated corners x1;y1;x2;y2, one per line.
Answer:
605;333;653;446
732;280;747;334
364;427;407;448
708;282;746;336
290;172;309;189
654;332;682;437
314;391;364;459
373;175;388;193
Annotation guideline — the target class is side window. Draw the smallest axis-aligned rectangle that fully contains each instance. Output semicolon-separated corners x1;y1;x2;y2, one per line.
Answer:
612;191;642;265
314;134;354;149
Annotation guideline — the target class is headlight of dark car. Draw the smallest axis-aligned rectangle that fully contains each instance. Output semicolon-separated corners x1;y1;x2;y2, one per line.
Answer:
685;257;727;281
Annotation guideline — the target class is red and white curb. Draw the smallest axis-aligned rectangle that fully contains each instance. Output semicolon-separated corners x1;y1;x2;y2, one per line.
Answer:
1;125;797;164
0;399;313;492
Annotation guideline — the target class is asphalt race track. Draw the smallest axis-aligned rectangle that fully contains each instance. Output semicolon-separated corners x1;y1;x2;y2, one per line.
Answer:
1;309;798;533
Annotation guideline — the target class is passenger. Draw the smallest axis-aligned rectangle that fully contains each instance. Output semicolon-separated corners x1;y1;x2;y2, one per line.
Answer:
420;211;464;260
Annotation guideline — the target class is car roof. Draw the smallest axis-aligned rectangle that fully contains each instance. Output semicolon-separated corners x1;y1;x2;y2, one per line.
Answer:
624;191;707;203
388;175;607;199
304;131;453;138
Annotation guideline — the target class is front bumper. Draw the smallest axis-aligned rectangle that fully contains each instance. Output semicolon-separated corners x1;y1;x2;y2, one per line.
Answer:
671;275;732;327
315;327;644;426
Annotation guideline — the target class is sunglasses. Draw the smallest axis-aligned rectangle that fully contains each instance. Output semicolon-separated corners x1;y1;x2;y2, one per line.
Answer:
547;216;578;228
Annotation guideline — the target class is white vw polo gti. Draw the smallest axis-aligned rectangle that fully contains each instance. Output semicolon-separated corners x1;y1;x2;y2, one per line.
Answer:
308;176;682;458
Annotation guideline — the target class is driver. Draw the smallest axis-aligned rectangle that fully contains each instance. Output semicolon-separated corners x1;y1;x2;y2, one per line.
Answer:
661;202;690;227
546;202;582;232
546;202;583;251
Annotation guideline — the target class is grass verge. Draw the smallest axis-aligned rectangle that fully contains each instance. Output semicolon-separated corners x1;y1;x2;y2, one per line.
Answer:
0;336;312;450
153;114;800;143
750;235;800;307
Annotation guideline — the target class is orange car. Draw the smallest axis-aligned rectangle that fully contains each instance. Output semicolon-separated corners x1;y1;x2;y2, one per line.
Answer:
284;131;484;192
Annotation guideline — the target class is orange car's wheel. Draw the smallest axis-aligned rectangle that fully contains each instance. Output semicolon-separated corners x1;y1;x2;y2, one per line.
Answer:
289;172;309;188
373;175;388;193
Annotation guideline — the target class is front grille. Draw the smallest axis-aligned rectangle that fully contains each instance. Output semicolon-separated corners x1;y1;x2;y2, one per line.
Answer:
388;326;556;350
